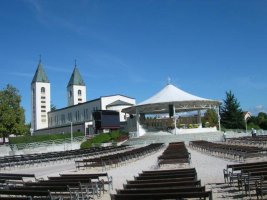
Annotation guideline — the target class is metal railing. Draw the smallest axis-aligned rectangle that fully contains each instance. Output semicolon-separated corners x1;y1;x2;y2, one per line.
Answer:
9;136;86;151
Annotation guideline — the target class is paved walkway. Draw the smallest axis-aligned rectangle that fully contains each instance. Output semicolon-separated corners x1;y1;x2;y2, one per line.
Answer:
3;145;251;200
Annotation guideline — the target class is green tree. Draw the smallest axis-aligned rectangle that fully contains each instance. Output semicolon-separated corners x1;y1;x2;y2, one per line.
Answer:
0;84;27;143
258;112;267;130
247;116;260;129
220;90;245;129
202;109;218;127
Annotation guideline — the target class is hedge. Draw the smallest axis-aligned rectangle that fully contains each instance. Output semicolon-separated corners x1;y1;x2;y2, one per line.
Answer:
9;132;84;144
80;131;128;149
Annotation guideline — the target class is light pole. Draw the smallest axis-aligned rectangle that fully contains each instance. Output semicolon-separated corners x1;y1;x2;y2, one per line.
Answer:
70;122;73;149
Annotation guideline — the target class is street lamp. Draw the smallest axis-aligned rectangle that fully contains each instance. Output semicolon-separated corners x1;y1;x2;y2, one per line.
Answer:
70;122;73;149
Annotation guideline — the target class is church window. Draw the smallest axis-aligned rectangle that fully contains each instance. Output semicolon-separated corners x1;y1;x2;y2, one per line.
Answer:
78;90;82;96
69;90;72;97
68;113;72;122
41;87;45;93
41;96;46;99
76;111;80;121
61;114;65;124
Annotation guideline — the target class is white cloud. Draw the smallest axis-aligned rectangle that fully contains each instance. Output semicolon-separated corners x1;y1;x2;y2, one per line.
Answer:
249;105;267;115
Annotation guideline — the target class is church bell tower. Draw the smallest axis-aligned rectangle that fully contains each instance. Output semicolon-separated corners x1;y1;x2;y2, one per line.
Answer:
31;58;51;131
67;62;86;106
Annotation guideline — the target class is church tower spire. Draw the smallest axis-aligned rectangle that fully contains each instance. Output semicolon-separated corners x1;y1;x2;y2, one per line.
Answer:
31;57;51;131
67;60;86;106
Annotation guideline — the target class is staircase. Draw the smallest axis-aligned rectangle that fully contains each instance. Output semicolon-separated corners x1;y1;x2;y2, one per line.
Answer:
124;131;224;146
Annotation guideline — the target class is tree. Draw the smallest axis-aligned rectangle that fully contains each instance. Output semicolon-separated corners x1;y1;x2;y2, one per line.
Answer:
202;109;218;127
0;84;27;143
220;90;245;129
258;112;267;130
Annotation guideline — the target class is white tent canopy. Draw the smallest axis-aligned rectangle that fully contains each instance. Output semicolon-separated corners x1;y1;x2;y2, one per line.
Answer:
123;84;220;114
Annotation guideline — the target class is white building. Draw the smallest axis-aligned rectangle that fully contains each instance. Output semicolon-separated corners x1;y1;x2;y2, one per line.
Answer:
31;60;135;135
31;59;51;131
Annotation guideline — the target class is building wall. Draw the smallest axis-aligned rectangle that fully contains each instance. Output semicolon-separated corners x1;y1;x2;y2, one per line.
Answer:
33;94;135;135
101;95;136;122
31;82;51;130
34;122;85;135
48;99;101;128
67;85;86;106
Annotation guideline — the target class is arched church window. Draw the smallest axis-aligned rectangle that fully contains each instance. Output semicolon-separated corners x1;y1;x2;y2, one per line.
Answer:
41;87;45;93
78;90;82;96
69;90;72;97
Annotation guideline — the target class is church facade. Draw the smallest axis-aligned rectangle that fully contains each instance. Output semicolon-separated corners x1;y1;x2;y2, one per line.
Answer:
31;60;135;135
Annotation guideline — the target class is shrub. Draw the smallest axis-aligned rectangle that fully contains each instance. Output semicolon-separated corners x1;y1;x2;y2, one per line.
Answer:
9;132;83;144
80;131;129;149
80;140;92;149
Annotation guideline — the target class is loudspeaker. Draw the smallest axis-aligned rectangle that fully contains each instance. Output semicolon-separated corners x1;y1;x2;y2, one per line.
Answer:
169;104;174;117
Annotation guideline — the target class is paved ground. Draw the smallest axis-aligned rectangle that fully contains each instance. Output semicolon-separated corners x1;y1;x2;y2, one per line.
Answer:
2;144;264;199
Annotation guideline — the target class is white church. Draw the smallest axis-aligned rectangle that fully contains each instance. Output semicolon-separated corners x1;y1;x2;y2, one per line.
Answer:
31;60;136;135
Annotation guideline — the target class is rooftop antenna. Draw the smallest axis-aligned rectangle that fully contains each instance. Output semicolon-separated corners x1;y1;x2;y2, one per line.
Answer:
167;77;171;85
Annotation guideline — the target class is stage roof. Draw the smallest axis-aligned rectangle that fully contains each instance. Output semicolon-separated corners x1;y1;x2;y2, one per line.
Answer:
122;84;220;114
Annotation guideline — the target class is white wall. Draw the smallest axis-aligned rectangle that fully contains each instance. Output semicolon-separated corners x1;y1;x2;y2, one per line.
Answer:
48;99;101;127
67;85;86;106
31;82;51;130
101;95;136;122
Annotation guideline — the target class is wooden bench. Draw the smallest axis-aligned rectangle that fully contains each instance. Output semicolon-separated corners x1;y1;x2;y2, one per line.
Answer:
123;180;201;189
111;191;212;200
142;168;196;174
135;172;197;180
117;186;206;194
127;176;196;184
0;189;51;199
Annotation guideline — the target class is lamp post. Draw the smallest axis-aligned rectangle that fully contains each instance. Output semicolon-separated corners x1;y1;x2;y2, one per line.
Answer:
70;122;73;149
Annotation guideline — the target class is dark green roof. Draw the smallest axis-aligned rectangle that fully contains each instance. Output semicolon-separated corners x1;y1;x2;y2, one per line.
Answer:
107;100;134;107
31;61;49;84
67;67;85;87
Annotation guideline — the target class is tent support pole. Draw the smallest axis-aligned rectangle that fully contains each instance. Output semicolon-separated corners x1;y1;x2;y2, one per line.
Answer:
216;106;221;132
198;110;202;128
136;109;140;137
173;105;177;135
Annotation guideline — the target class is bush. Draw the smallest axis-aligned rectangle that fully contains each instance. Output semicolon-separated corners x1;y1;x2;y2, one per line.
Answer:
247;123;260;130
9;132;84;144
80;140;92;149
80;131;129;149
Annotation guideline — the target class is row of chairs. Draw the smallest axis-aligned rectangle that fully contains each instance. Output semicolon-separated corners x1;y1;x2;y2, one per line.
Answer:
75;143;164;171
158;142;191;167
224;161;267;199
0;145;128;170
0;172;112;200
189;140;265;161
111;141;212;200
111;168;212;199
226;135;267;147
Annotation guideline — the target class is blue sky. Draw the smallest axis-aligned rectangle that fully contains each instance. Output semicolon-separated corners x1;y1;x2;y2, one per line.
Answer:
0;0;267;123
